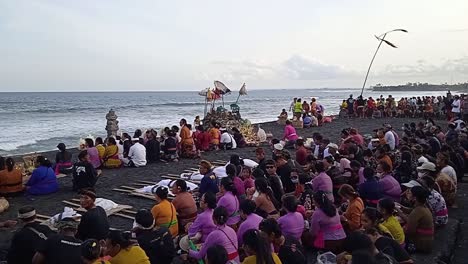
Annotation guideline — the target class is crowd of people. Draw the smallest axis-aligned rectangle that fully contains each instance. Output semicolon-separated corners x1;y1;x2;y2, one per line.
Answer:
0;93;467;264
340;92;468;120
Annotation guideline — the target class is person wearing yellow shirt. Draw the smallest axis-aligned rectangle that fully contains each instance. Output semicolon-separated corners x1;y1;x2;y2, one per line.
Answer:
378;198;405;245
81;239;111;264
242;229;282;264
95;137;106;159
105;230;150;264
151;186;179;237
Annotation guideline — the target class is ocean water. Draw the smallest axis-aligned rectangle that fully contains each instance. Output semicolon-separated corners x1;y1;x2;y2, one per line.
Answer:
0;89;450;155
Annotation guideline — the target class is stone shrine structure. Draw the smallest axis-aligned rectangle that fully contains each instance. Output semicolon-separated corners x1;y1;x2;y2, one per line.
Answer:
105;109;119;137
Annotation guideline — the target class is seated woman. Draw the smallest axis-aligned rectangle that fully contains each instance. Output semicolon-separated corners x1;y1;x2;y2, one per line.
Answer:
242;229;282;264
418;176;448;226
95;137;106;160
241;167;255;190
377;161;401;202
187;192;217;243
171;180;197;230
226;164;245;200
248;178;279;219
310;191;346;253
104;230;150;264
189;206;239;263
151;186;178;237
81;239;111;264
0;157;24;195
365;228;414;264
338;184;364;233
396;186;434;253
217;177;240;227
198;160;218;198
85;138;101;169
54;143;73;175
26;156;58;195
259;218;306;263
102;137;122;168
76;189;109;241
278;195;304;241
237;199;263;245
360;207;393;238
162;130;178;162
358;167;383;207
209;122;220;150
377;198;405;246
231;127;246;148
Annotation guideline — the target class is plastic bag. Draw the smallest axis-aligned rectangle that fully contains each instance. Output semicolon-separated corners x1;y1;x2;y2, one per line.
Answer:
317;251;336;264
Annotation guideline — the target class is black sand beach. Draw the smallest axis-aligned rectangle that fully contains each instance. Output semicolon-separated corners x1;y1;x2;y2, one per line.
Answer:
1;117;467;263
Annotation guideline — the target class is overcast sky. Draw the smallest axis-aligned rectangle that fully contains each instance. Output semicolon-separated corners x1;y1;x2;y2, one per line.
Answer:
1;0;467;92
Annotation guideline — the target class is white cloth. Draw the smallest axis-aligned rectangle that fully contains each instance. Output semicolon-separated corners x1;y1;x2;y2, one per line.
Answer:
127;142;147;167
384;130;396;150
117;143;124;159
452;99;461;113
45;207;81;227
257;127;267;142
95;198;118;213
441;166;457;188
220;133;237;149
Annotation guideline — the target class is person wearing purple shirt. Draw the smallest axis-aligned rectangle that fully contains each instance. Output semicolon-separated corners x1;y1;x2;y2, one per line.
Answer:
377;161;401;202
189;206;239;262
312;161;334;202
226;164;246;199
237;200;263;245
217;177;241;226
310;191;346;253
188;192;217;242
278;195;304;241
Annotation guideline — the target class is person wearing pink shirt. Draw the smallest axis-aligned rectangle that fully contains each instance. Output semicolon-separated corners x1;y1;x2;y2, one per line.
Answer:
283;120;299;149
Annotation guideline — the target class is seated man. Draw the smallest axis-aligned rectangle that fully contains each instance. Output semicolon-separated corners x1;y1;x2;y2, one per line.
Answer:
122;138;147;167
72;150;100;191
220;128;237;150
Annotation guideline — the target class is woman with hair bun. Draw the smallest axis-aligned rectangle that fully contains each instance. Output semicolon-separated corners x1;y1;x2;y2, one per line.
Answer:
396;186;434;253
189;206;239;262
338;184;364;232
81;239;110;264
0;157;24;195
104;230;150;264
151;186;178;237
26;156;58;195
217;177;240;226
310;191;346;253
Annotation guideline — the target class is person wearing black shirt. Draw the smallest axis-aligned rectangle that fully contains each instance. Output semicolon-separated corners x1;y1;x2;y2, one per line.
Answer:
8;206;56;264
255;147;267;175
145;129;161;163
264;160;285;203
72;151;99;191
32;218;82;264
275;155;295;194
133;209;176;264
55;143;73;174
76;189;109;241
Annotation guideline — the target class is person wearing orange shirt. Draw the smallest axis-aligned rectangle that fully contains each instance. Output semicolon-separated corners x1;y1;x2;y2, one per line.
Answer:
338;184;364;232
179;119;196;158
151;186;178;237
208;122;220;150
0;157;24;195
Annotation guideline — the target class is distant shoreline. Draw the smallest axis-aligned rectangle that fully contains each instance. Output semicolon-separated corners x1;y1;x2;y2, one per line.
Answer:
371;82;467;92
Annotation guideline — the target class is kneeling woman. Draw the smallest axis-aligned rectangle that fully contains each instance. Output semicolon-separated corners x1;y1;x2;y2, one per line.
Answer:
102;137;122;168
151;186;178;237
189;206;239;262
310;191;346;253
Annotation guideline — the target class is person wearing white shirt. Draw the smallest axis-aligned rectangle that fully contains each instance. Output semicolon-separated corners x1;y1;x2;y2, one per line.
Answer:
383;126;396;150
437;153;457;189
220;129;237;150
122;138;147;167
452;95;461;118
